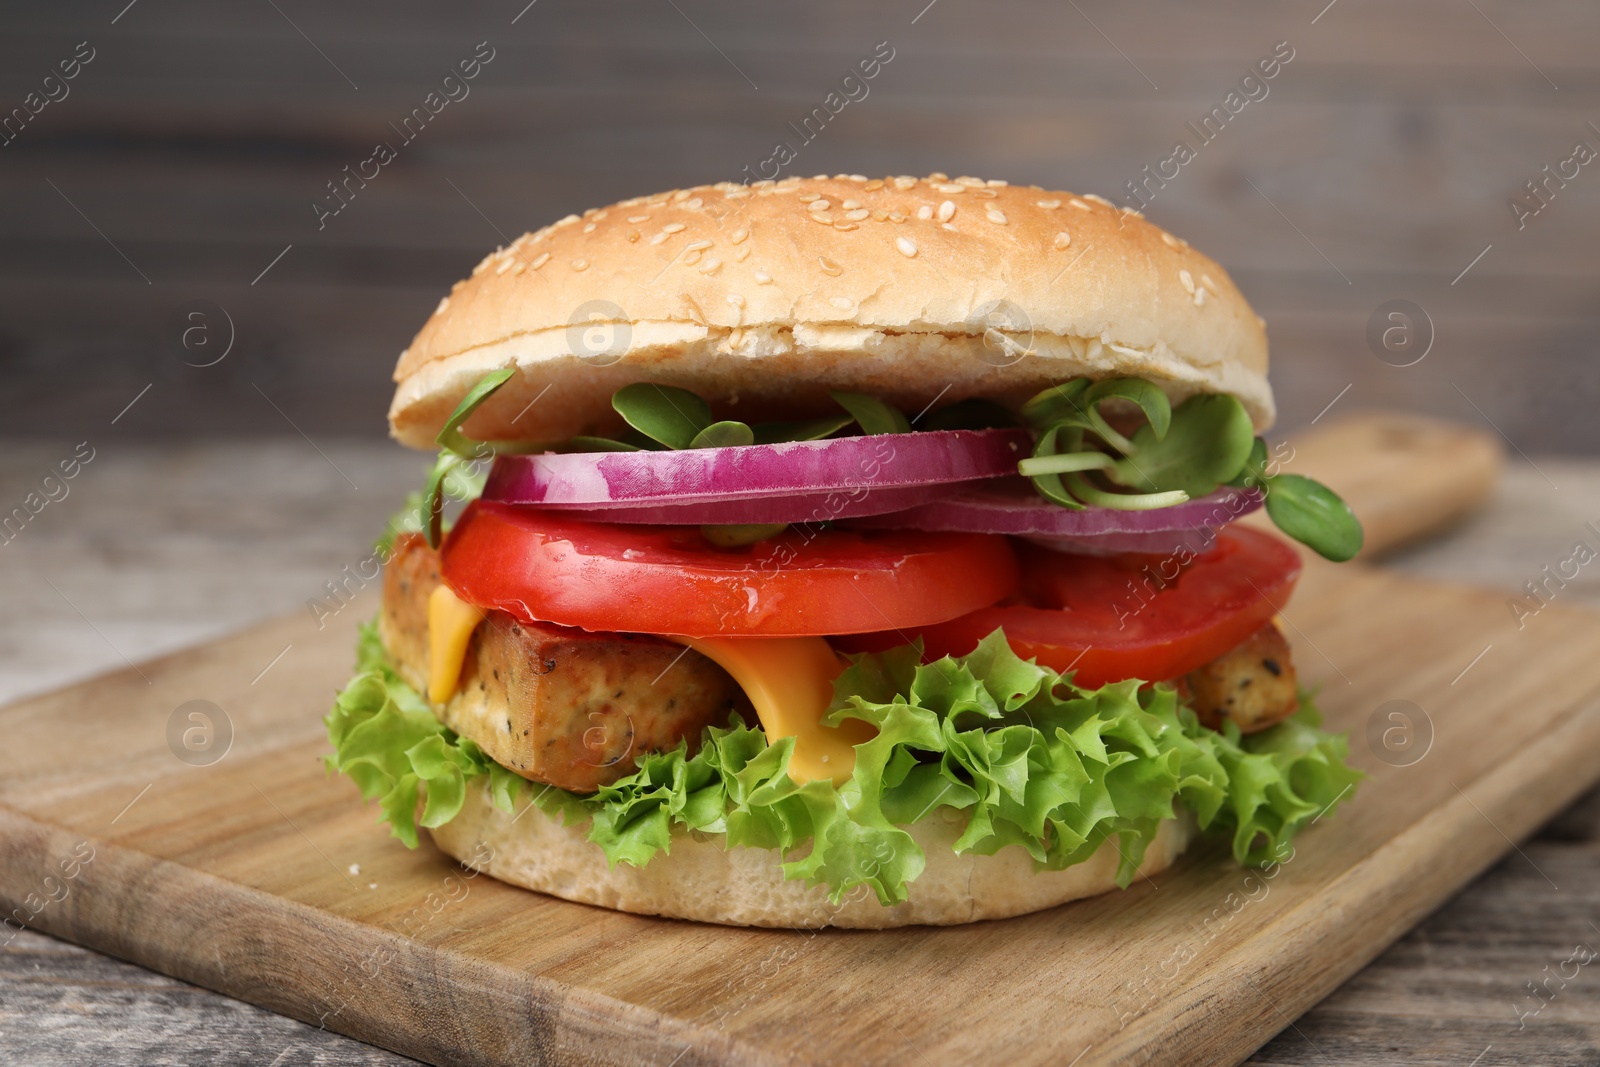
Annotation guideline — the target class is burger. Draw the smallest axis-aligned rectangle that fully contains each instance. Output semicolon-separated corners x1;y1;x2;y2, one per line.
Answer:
325;173;1364;929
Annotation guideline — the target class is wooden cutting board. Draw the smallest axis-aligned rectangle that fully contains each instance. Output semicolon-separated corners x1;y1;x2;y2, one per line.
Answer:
4;411;1588;1067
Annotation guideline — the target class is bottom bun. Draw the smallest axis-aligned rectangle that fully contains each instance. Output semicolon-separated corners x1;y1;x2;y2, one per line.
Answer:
428;779;1195;928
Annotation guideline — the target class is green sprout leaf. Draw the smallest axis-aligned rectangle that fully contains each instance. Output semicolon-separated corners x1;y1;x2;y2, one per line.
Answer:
1109;393;1254;497
1019;379;1090;431
565;435;646;453
1264;475;1364;561
1083;378;1173;442
1064;472;1188;511
689;420;756;449
1026;424;1087;509
436;368;516;458
1016;451;1115;477
830;390;912;435
1229;436;1272;490
613;383;713;449
701;522;789;547
751;414;855;444
420;372;517;549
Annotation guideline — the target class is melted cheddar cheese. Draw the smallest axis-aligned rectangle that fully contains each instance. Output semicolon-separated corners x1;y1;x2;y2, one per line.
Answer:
669;635;875;785
427;584;485;705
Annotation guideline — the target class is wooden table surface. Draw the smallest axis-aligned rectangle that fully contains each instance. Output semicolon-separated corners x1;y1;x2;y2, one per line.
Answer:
2;440;1599;1065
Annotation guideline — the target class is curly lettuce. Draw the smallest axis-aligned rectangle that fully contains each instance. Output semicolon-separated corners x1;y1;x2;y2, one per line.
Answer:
326;621;1361;904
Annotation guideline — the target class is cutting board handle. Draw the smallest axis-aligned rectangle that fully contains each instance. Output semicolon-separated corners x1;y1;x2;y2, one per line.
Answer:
1249;410;1504;559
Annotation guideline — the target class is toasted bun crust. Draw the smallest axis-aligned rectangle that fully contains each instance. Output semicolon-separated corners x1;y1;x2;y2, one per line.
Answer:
429;779;1194;928
389;174;1272;449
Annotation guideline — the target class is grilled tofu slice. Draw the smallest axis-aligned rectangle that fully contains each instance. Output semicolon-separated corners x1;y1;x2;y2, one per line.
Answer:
1177;621;1299;734
381;534;744;793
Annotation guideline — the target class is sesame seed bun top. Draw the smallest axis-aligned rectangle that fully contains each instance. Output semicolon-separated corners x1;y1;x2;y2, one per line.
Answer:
388;173;1272;449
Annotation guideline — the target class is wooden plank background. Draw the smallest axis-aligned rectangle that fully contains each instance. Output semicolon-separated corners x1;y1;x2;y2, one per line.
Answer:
0;0;1596;449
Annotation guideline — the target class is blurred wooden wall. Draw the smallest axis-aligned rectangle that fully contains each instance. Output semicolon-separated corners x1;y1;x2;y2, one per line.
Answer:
0;0;1595;450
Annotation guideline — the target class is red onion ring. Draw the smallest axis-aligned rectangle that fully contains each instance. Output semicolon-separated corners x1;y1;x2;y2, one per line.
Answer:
482;429;1031;513
844;479;1263;555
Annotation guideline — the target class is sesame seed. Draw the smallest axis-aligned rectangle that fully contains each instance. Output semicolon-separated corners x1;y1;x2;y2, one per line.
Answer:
685;240;713;252
973;188;998;199
834;222;859;231
892;176;917;190
986;208;1008;224
650;232;669;246
495;258;515;274
842;199;861;210
512;260;527;275
1084;193;1114;207
699;258;722;274
754;270;774;284
662;222;686;234
987;179;1008;187
818;256;843;277
798;192;821;203
1160;232;1181;248
734;245;751;261
724;187;750;199
941;223;957;232
1053;231;1071;250
845;208;871;221
673;189;692;201
1194;288;1208;307
685;197;703;209
809;211;836;225
627;215;651;224
956;176;984;188
572;259;589;271
935;183;964;194
938;201;956;222
582;222;597;234
1121;206;1144;219
896;236;918;257
808;199;832;213
730;228;750;244
554;214;580;227
864;179;885;191
684;250;703;265
1070;198;1091;211
830;296;853;309
888;211;907;223
1179;269;1195;294
1037;199;1062;209
1200;273;1217;292
871;210;890;222
435;297;449;314
928;172;949;181
916;205;934;220
531;251;551;269
848;174;868;182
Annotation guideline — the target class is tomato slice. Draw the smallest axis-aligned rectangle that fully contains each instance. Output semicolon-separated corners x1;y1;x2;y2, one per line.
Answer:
439;500;1020;638
833;526;1302;687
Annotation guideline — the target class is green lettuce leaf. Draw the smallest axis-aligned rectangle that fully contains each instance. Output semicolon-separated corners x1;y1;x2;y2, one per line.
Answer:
326;623;1362;903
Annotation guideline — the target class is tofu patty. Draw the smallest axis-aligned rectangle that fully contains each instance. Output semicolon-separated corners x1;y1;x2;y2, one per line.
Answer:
381;535;745;793
1176;622;1299;733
